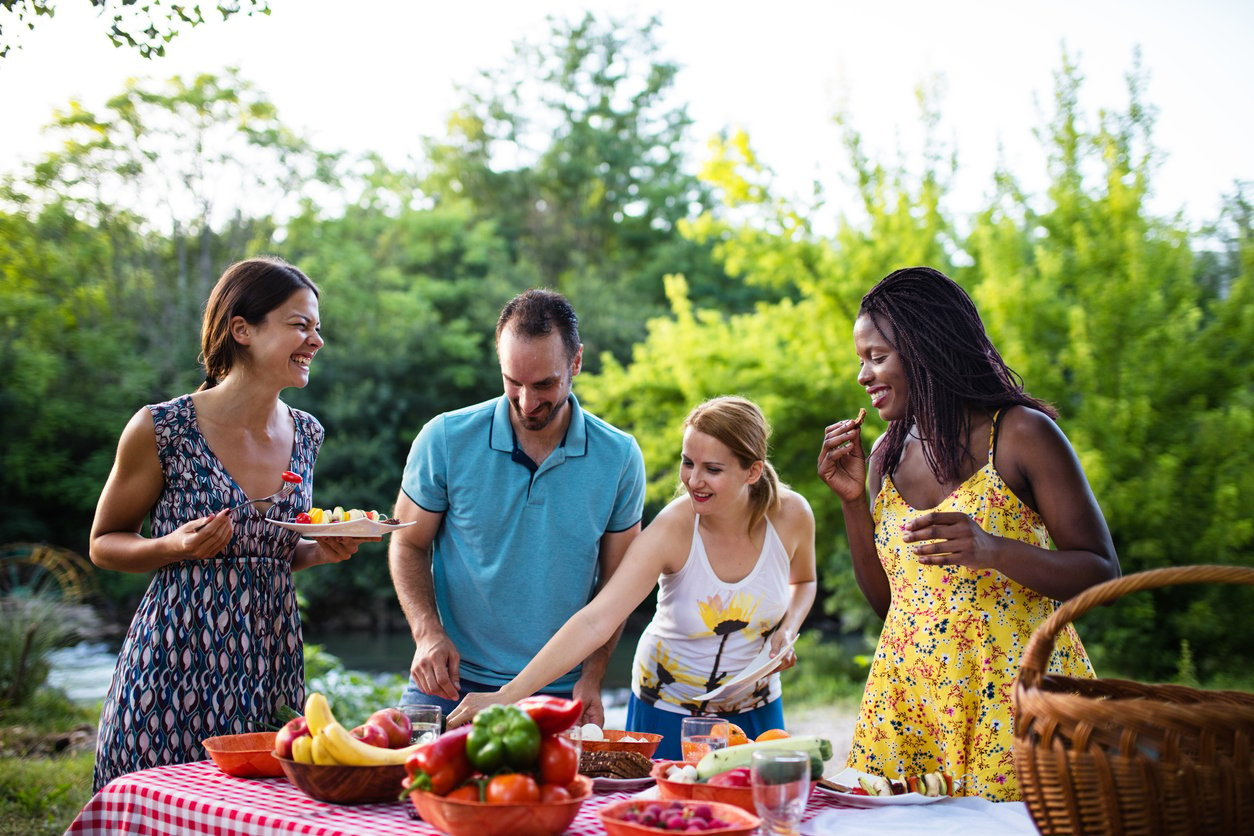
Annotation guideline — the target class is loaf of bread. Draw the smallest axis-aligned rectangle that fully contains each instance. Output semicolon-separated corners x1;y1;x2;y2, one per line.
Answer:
579;750;654;779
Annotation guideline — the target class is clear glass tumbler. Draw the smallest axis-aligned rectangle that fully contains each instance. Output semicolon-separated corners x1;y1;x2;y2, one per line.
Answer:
751;748;810;835
395;703;443;744
679;715;730;763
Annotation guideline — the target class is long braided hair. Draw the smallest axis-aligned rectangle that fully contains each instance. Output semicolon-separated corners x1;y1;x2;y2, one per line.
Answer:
860;266;1057;483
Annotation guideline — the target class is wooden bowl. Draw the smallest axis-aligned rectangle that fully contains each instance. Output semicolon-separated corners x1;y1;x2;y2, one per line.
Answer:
599;798;760;836
201;732;283;778
651;760;816;814
276;755;406;804
408;775;592;836
581;729;663;758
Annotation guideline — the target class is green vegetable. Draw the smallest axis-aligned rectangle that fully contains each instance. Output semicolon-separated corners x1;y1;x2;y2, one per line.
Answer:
695;735;833;780
466;704;541;772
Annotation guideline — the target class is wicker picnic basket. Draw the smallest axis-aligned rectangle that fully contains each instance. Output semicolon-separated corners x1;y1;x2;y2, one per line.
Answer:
1013;565;1254;836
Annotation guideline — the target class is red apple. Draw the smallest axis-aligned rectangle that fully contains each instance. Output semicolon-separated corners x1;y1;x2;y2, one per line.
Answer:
350;722;391;749
274;716;309;759
367;707;413;748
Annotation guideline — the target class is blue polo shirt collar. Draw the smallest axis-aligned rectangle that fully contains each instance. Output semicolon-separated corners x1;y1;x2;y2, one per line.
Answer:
488;393;588;460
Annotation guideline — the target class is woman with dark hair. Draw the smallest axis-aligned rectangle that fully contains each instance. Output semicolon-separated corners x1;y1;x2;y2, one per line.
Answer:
89;256;369;789
817;266;1119;801
448;395;817;760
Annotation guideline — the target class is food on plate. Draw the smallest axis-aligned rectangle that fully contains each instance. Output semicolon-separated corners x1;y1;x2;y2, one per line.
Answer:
296;506;399;525
664;762;699;783
854;770;955;797
705;767;751;787
694;734;832;780
288;693;426;766
579;750;654;779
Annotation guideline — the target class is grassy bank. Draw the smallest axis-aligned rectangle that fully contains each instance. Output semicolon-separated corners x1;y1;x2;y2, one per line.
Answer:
0;691;98;836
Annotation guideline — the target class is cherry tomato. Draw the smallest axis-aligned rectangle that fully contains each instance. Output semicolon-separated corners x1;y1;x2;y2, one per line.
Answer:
486;773;540;804
294;512;311;524
447;784;482;802
281;470;303;483
538;734;579;786
539;783;571;804
849;787;869;796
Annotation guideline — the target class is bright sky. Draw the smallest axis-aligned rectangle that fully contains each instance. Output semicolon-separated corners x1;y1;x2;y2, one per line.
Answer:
2;0;1251;226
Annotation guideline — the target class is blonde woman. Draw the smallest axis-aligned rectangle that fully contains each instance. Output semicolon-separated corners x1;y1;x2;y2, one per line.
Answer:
449;396;817;760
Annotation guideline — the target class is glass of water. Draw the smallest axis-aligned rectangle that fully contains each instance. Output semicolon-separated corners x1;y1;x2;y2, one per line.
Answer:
395;703;443;744
751;748;810;835
680;715;730;763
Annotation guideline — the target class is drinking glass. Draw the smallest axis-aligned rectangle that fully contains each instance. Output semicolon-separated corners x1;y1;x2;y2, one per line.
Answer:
395;703;443;744
751;749;810;835
680;715;730;763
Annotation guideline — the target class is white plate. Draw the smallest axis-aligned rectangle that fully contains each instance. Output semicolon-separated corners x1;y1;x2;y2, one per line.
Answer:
817;767;948;807
266;518;416;538
688;633;799;701
591;775;656;792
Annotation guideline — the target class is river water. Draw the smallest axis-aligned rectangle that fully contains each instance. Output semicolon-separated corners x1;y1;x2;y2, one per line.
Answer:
47;627;638;726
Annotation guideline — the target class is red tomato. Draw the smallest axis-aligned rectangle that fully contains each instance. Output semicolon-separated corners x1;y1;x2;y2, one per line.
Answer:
538;735;579;786
486;773;540;804
539;783;571;803
294;512;311;524
447;784;482;802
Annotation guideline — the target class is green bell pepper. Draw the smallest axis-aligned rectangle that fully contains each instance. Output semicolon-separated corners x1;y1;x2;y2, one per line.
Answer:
466;704;541;772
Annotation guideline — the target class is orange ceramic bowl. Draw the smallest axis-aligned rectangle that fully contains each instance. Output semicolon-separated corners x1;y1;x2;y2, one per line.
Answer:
408;774;592;836
276;756;407;804
201;732;283;778
599;798;760;836
651;760;817;814
581;729;663;758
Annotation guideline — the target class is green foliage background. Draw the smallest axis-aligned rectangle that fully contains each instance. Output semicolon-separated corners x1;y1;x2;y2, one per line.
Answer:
1;15;1251;683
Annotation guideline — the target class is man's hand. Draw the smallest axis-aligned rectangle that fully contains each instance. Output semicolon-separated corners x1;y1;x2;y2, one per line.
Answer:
410;630;461;701
572;678;604;727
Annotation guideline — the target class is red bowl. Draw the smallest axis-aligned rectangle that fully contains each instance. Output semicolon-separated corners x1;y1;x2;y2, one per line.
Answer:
599;797;760;836
581;729;663;758
408;774;592;836
651;759;817;814
201;732;283;778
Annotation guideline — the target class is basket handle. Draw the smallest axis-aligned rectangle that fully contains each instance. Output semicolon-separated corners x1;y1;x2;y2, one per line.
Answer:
1018;564;1254;688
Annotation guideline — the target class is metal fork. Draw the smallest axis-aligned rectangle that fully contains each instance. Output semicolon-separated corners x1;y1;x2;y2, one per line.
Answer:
224;480;298;516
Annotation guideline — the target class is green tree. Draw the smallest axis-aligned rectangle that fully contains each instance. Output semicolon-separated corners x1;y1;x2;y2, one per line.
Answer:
0;0;270;59
420;13;731;368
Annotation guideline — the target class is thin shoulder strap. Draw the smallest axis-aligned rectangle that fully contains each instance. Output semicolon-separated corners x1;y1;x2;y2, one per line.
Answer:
989;409;1004;463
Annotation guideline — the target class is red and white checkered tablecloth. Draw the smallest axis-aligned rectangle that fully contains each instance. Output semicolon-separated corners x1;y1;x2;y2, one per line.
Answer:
66;760;854;835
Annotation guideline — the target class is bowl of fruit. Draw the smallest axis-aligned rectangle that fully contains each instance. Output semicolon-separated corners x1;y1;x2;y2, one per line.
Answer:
409;774;592;836
274;694;424;804
599;798;759;836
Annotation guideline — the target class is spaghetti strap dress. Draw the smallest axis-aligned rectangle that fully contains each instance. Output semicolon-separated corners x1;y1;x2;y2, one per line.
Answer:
846;411;1094;801
92;394;322;791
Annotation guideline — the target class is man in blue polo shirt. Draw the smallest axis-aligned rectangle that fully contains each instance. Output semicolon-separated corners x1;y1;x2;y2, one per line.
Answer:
388;289;646;725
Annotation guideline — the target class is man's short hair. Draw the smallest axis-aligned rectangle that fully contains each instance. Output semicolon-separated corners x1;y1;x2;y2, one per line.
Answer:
496;289;581;360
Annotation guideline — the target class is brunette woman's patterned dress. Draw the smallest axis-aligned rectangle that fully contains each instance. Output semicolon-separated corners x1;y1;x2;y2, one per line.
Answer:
846;412;1095;801
93;395;322;791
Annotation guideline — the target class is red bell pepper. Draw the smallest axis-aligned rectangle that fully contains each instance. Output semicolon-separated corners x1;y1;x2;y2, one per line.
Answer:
514;695;583;735
404;725;473;796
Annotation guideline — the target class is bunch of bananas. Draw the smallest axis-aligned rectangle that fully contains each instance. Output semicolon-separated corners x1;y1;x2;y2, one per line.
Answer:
290;693;425;767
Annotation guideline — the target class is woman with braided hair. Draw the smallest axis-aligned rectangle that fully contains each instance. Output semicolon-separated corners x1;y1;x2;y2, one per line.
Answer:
817;266;1119;801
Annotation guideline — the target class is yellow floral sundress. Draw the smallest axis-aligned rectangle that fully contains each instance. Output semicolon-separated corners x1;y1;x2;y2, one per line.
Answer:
846;413;1094;801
